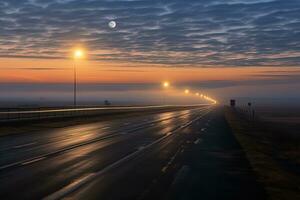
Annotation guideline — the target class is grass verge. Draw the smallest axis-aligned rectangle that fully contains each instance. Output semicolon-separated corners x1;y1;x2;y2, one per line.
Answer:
225;107;300;200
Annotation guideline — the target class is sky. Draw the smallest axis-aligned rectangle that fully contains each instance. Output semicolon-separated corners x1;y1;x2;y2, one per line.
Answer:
0;0;300;106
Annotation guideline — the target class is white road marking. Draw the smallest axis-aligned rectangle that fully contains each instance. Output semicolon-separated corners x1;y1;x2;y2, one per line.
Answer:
101;126;110;130
161;166;168;173
171;165;190;185
166;132;173;136
13;142;37;149
43;173;96;200
44;110;212;200
161;147;182;173
0;163;18;170
194;138;202;144
137;146;145;151
0;107;213;173
0;133;120;171
21;157;46;165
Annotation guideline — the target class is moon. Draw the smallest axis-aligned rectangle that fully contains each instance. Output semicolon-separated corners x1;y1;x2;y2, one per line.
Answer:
108;20;117;29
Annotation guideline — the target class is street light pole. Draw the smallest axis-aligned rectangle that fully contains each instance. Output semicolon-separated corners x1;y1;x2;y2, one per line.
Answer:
73;49;83;108
73;60;77;108
162;81;170;105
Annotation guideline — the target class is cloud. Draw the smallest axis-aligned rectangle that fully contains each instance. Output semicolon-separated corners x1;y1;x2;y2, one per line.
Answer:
0;0;300;66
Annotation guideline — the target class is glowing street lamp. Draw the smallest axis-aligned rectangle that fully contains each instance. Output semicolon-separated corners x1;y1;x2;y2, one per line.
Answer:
184;89;190;94
161;81;171;105
74;49;83;59
195;92;199;96
73;49;84;107
163;81;170;88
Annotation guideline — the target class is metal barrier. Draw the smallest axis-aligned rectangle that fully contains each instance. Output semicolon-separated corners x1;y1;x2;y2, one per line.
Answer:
0;104;210;122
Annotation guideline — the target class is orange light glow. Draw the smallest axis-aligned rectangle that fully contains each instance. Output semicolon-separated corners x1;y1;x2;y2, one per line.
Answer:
163;81;170;88
0;58;299;85
74;49;84;59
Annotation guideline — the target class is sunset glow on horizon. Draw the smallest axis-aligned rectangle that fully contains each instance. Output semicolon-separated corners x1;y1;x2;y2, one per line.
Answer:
1;57;300;84
1;0;300;106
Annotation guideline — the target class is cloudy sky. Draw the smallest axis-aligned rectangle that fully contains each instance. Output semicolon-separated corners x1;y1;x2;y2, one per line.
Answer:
0;0;300;105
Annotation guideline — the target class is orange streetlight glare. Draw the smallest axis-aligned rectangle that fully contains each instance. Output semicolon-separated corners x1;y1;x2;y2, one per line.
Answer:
74;49;84;59
195;93;199;96
184;89;189;94
163;81;170;88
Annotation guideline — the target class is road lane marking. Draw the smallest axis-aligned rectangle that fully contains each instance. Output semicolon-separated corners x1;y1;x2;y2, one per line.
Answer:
161;147;182;173
21;157;46;165
13;142;37;149
0;107;212;173
101;126;110;130
166;132;173;136
43;173;96;200
44;109;213;200
161;166;168;172
194;138;202;144
171;165;190;186
0;133;121;171
137;146;145;151
0;111;198;171
0;163;18;170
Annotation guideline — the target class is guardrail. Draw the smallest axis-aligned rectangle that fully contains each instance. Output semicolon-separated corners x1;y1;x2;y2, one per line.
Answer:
0;104;211;123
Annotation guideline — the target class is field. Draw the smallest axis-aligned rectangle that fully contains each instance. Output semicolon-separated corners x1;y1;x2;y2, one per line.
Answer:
225;105;300;200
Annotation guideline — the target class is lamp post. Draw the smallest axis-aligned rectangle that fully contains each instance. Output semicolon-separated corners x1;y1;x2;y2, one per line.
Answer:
73;49;83;107
163;81;170;88
162;81;170;105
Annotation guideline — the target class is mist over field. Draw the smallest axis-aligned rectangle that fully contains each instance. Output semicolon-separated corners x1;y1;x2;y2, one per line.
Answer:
1;82;299;107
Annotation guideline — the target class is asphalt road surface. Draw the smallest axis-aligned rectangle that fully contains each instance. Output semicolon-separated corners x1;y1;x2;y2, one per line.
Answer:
0;106;266;200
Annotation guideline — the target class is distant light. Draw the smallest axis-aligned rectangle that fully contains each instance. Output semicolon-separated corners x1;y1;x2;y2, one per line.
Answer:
200;94;203;97
109;20;117;29
163;81;170;88
195;93;199;96
74;49;84;59
184;89;189;94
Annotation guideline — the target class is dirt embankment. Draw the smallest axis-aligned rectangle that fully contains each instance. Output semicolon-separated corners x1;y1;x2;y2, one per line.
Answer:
225;107;300;200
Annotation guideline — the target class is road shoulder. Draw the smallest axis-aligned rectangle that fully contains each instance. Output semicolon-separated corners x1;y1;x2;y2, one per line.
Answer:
166;107;267;200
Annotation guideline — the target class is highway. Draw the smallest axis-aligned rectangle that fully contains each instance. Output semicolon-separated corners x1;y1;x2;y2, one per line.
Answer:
0;105;266;200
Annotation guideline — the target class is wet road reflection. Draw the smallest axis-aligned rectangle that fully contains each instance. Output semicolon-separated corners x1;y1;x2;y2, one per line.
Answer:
0;106;212;199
